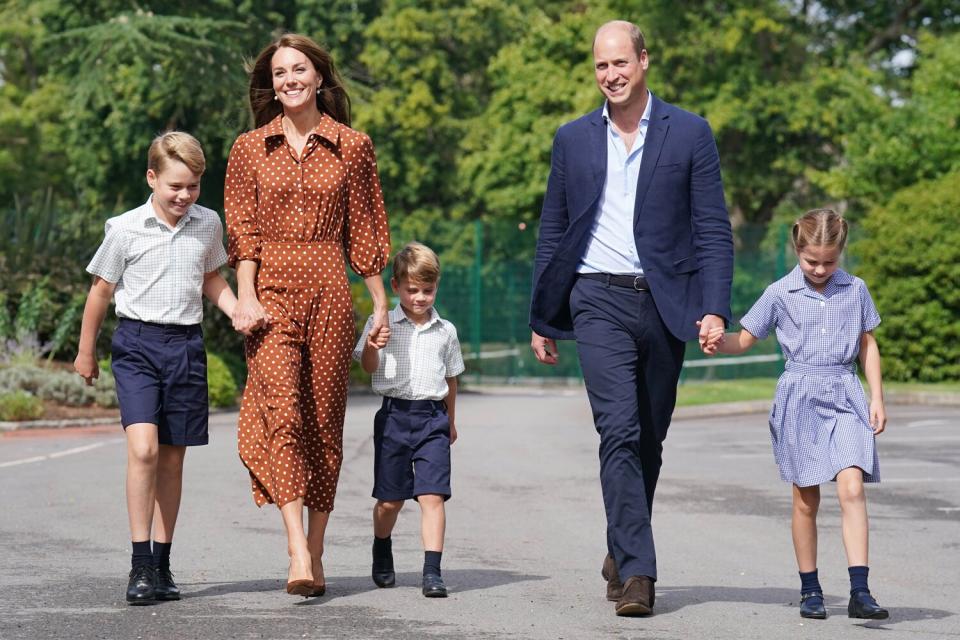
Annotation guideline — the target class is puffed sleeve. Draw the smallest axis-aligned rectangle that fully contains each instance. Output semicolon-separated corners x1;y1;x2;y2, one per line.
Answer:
224;133;261;267
343;133;391;277
739;286;779;340
859;280;881;332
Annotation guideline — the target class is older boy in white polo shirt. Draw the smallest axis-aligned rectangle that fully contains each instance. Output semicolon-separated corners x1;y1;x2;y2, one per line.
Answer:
74;131;242;605
354;241;465;598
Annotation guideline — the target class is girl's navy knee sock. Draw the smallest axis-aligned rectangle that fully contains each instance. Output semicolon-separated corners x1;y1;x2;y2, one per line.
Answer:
848;565;870;595
799;569;822;595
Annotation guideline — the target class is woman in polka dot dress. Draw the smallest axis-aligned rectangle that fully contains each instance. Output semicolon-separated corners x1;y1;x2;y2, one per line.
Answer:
225;34;391;597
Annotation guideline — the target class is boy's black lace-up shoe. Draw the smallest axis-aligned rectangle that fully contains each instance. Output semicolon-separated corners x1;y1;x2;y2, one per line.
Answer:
154;566;181;601
126;565;157;605
422;573;448;598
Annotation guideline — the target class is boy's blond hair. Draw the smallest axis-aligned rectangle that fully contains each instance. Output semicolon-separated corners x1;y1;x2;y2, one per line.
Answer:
392;242;440;284
147;131;206;176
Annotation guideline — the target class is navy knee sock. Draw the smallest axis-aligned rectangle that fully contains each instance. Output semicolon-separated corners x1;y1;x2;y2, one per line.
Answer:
849;565;870;595
153;541;172;570
799;569;822;595
423;551;442;577
131;541;152;569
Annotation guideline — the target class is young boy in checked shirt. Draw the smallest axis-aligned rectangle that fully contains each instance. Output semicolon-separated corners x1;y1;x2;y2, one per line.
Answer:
74;132;243;605
354;241;465;598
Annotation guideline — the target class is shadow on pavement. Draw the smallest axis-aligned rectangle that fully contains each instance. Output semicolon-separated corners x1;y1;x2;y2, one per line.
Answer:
658;585;955;624
185;568;548;604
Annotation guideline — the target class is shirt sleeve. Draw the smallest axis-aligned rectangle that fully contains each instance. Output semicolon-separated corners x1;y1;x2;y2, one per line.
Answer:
224;133;261;267
343;134;391;278
860;280;881;332
443;322;466;377
204;215;229;273
738;286;778;340
352;315;375;362
86;221;126;284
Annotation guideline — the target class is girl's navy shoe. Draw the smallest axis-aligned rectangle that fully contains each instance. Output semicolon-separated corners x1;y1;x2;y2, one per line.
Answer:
848;591;889;619
799;591;826;619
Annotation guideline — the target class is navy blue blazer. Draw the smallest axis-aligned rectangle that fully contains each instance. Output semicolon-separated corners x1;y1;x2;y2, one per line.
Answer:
530;95;734;342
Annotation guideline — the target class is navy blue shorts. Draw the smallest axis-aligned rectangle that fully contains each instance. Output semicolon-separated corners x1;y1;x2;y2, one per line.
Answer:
111;319;209;446
373;397;451;501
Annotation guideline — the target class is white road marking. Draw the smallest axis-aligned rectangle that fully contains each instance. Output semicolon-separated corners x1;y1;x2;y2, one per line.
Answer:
0;439;123;469
905;419;952;428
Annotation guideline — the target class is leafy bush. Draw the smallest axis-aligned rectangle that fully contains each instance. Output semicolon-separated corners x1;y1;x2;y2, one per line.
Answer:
207;352;238;408
0;391;44;421
0;362;116;408
851;170;960;381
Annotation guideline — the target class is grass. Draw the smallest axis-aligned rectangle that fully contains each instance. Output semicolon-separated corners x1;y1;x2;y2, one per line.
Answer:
676;377;960;407
675;378;776;407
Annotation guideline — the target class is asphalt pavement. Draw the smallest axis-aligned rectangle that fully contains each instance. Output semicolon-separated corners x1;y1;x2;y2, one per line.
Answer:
1;391;957;640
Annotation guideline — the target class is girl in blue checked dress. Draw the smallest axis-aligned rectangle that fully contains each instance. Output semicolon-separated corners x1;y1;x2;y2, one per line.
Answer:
702;208;889;621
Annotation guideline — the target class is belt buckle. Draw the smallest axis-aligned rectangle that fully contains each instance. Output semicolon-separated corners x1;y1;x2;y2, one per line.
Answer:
633;276;645;291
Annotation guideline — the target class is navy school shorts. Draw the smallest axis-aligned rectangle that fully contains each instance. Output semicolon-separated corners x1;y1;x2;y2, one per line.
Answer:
373;397;451;501
111;319;209;446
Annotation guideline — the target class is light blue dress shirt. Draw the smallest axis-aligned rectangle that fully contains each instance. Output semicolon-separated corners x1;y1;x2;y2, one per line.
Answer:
577;91;652;275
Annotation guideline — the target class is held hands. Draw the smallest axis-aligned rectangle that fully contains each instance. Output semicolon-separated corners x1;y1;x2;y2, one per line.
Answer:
531;331;558;365
366;308;391;350
696;315;726;356
232;296;269;336
73;352;99;386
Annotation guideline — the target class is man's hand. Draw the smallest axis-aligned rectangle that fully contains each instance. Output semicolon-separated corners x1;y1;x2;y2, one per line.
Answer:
531;331;558;365
697;314;725;351
696;321;725;356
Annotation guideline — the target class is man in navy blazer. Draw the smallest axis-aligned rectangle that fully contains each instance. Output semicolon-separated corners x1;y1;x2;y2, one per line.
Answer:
530;21;733;616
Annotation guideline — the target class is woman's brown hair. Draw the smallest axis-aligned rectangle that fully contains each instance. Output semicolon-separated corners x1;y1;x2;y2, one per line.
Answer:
792;208;849;252
247;33;351;128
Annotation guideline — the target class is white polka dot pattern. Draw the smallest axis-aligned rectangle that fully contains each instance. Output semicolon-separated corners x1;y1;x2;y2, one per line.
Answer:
225;113;391;511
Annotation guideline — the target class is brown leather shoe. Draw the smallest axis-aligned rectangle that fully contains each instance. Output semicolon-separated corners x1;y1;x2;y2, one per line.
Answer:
601;554;623;601
615;576;655;616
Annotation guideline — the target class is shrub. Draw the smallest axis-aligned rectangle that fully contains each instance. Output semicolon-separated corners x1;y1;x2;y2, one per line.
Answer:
207;352;238;408
851;170;960;381
0;391;44;421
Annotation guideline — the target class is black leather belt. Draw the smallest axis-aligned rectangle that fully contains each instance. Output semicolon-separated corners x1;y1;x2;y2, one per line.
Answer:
578;273;650;291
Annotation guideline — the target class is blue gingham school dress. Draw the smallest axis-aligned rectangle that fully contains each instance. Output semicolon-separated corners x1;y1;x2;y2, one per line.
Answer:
739;266;881;487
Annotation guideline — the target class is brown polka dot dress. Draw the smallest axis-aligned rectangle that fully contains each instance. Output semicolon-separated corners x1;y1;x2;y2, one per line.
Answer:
225;113;390;511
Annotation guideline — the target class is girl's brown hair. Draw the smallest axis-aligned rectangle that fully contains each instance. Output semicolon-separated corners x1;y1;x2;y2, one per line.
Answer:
247;33;351;128
792;208;849;252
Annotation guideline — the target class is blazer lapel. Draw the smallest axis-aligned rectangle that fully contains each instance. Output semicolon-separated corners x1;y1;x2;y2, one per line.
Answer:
570;108;608;226
633;96;669;229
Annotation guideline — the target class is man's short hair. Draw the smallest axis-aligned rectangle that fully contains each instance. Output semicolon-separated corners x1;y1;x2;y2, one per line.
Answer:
392;241;441;284
594;20;646;58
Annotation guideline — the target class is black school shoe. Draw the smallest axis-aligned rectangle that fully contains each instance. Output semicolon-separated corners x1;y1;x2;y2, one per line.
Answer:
372;548;396;588
422;573;448;598
799;591;826;619
126;565;157;605
848;591;889;619
154;566;181;601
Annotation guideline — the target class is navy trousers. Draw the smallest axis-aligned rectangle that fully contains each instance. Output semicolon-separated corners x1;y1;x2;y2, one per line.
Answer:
569;277;685;581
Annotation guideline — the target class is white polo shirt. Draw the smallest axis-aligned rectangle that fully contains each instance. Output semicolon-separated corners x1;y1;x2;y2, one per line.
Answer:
86;197;228;325
353;305;466;401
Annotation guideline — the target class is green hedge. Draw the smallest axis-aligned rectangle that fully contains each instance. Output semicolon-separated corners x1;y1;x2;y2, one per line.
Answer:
852;170;960;381
207;352;238;408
